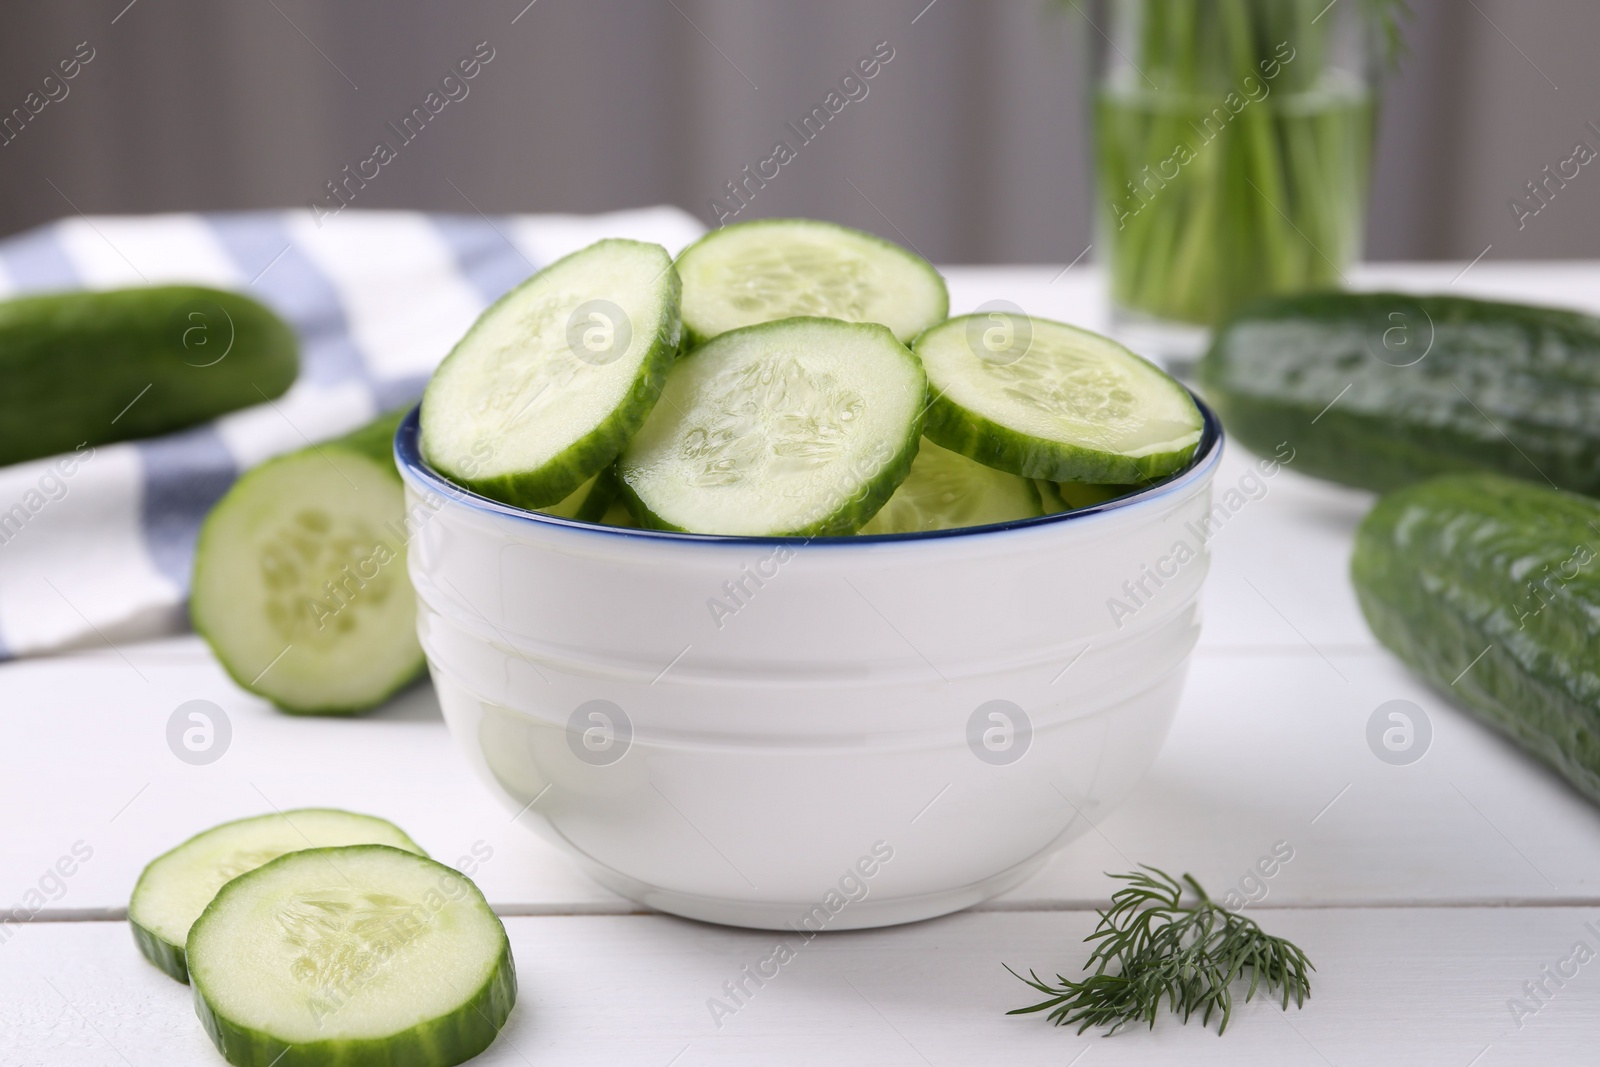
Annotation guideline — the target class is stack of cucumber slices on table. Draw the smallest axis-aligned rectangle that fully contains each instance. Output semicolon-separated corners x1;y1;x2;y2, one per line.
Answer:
192;217;1205;722
130;809;513;1067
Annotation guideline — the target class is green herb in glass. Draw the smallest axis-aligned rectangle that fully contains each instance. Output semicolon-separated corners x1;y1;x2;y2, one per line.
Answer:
1089;0;1407;332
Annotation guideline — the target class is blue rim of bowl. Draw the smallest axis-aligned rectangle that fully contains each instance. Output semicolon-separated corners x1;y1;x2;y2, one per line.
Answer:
393;393;1224;546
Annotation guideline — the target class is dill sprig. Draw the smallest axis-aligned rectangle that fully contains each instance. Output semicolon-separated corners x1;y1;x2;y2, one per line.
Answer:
1005;866;1314;1036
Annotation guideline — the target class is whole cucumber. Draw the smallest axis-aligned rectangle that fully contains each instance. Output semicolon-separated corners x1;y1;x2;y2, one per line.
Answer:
1352;473;1600;803
0;285;298;465
1199;292;1600;495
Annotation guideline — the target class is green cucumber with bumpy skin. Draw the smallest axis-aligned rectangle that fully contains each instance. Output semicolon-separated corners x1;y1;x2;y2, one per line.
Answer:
421;239;682;509
1199;292;1600;495
675;218;948;344
129;809;424;983
192;408;425;715
0;285;297;465
187;844;515;1067
1353;473;1600;804
918;314;1203;483
618;317;925;536
860;438;1042;534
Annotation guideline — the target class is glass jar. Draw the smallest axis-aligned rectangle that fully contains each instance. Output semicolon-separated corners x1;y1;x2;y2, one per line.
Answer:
1092;0;1382;361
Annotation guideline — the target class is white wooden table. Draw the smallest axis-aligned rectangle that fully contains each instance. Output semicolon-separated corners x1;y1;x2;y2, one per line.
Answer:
6;262;1600;1066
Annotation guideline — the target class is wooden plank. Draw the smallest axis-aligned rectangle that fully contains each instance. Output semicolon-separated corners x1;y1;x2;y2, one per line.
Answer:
7;908;1595;1065
0;639;627;919
995;648;1600;908
5;634;1599;919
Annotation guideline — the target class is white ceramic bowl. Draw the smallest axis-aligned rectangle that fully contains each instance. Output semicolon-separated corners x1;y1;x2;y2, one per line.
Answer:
396;403;1222;930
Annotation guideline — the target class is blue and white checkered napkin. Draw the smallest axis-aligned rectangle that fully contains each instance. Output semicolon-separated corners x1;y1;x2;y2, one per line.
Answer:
0;206;704;659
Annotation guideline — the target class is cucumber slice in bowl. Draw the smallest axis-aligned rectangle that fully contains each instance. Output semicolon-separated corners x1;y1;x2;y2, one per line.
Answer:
860;438;1042;534
918;314;1203;483
618;317;926;536
676;218;948;344
1036;480;1141;513
422;238;682;509
596;493;638;529
192;410;425;716
130;809;424;983
535;469;622;522
188;844;515;1067
536;473;599;519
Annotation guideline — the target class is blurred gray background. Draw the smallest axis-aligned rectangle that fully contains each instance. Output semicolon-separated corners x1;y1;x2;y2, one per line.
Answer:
2;0;1596;264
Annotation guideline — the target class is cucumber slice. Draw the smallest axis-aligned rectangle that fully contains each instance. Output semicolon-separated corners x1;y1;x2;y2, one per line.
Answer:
574;470;621;522
1036;480;1140;513
537;470;621;522
676;218;948;344
860;438;1042;534
918;314;1203;483
421;238;682;508
597;496;638;529
617;317;925;536
129;809;423;983
192;411;424;716
188;845;515;1067
536;474;598;519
